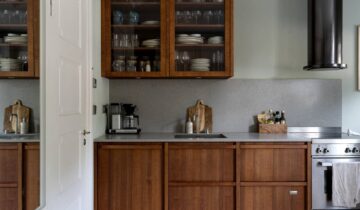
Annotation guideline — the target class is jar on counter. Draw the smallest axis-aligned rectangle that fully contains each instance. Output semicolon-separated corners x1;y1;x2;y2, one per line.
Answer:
112;56;126;72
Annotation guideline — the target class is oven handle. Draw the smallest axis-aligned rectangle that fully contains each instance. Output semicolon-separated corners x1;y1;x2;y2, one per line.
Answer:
318;162;333;167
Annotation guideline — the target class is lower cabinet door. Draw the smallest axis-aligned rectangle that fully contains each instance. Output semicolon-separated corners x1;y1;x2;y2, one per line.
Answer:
96;144;163;210
169;186;235;210
0;188;18;210
240;186;306;210
24;143;40;210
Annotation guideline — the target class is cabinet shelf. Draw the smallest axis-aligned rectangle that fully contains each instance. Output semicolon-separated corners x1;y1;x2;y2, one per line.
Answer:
176;44;223;48
0;24;27;29
175;24;224;32
111;2;160;6
175;2;224;9
0;1;26;5
0;43;27;47
113;47;160;51
112;24;160;30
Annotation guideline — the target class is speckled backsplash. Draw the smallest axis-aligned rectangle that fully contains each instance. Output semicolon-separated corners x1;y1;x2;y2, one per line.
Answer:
109;79;342;133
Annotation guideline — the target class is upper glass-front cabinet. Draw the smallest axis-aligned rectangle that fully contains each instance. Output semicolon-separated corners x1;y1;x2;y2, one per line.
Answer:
0;0;39;78
101;0;233;78
169;0;232;78
102;0;167;78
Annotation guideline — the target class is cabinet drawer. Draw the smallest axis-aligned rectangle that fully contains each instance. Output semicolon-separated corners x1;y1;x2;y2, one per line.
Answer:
0;144;19;183
169;144;235;182
240;147;307;182
240;186;306;210
0;188;18;210
169;186;235;210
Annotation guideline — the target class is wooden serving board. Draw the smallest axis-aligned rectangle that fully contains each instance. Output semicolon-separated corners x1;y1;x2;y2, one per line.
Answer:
3;100;31;133
186;100;212;133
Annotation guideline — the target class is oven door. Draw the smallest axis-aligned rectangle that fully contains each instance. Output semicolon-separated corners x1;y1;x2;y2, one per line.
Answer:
312;157;360;210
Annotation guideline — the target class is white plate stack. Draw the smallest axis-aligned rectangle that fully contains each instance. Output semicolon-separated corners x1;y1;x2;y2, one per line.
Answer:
176;34;204;45
141;20;160;25
0;58;22;71
142;39;160;48
208;36;223;44
4;34;27;44
191;58;210;71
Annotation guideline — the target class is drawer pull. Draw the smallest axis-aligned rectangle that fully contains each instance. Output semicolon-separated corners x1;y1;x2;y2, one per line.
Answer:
289;190;298;195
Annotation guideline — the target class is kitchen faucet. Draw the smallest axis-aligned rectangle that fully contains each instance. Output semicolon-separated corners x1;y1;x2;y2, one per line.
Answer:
10;114;19;134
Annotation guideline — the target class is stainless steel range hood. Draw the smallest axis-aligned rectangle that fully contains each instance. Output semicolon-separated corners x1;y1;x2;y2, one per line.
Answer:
303;0;347;71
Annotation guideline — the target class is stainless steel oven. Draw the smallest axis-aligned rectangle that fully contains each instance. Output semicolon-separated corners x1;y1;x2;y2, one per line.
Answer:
312;139;360;210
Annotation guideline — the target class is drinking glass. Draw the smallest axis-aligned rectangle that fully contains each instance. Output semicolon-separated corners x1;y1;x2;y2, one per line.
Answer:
182;51;190;70
175;51;181;71
192;10;202;24
214;10;224;24
11;10;21;24
129;10;140;25
2;10;10;24
112;10;124;24
20;10;27;24
113;33;119;48
203;10;213;24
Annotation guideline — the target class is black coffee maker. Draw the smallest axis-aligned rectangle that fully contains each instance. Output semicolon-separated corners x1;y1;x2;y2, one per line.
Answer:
107;103;141;134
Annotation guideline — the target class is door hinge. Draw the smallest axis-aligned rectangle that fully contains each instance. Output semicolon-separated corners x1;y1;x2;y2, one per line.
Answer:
50;0;53;16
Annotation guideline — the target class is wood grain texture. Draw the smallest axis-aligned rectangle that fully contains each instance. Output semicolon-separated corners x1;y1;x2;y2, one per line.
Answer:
168;143;235;182
24;143;40;210
259;124;288;134
240;186;305;210
169;186;235;210
3;100;31;133
97;144;163;210
186;100;213;133
240;147;306;182
0;143;19;210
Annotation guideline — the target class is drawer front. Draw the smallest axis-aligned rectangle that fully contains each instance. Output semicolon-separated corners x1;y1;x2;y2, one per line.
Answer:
0;145;19;183
169;144;235;182
169;186;235;210
0;188;18;210
240;186;306;210
240;148;307;182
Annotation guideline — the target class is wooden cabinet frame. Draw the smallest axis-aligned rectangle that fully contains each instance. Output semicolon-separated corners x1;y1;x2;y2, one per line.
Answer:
0;0;40;79
101;0;233;79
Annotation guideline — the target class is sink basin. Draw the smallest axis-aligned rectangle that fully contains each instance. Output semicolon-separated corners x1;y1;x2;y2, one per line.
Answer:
174;133;227;139
0;133;38;139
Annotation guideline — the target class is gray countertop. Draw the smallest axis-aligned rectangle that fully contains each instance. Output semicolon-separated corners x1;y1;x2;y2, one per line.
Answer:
94;132;336;143
0;134;40;143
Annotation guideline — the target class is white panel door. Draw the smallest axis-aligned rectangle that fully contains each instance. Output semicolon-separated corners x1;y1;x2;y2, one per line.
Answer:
44;0;90;209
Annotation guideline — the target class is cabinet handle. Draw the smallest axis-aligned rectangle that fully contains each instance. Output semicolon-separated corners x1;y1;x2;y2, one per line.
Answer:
289;190;298;195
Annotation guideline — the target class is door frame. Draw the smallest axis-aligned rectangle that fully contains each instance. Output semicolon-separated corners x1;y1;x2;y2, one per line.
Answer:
38;0;94;209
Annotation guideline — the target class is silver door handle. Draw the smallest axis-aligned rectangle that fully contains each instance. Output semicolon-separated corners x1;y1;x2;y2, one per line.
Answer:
319;162;333;167
289;190;298;195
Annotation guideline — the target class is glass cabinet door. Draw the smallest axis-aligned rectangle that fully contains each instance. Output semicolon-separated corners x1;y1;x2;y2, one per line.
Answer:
0;0;36;78
102;0;167;78
170;0;232;78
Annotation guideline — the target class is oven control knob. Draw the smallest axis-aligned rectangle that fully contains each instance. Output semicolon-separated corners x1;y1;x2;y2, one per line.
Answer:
345;148;351;153
316;148;322;153
352;147;359;153
323;148;330;154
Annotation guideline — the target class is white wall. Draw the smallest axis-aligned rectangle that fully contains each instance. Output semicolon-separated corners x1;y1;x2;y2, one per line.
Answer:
234;0;360;131
92;0;109;138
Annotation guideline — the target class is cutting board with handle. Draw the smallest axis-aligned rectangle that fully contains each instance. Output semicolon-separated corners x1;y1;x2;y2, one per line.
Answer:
186;100;213;133
3;100;31;133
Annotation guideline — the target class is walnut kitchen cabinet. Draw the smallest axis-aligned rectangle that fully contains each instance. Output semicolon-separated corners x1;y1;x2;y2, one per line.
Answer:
0;143;40;210
239;143;311;210
95;142;311;210
95;143;163;210
0;0;40;78
101;0;233;78
167;143;236;209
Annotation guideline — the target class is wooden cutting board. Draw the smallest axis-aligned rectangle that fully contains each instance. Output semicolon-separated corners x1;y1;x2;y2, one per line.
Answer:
3;100;31;133
186;100;212;133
